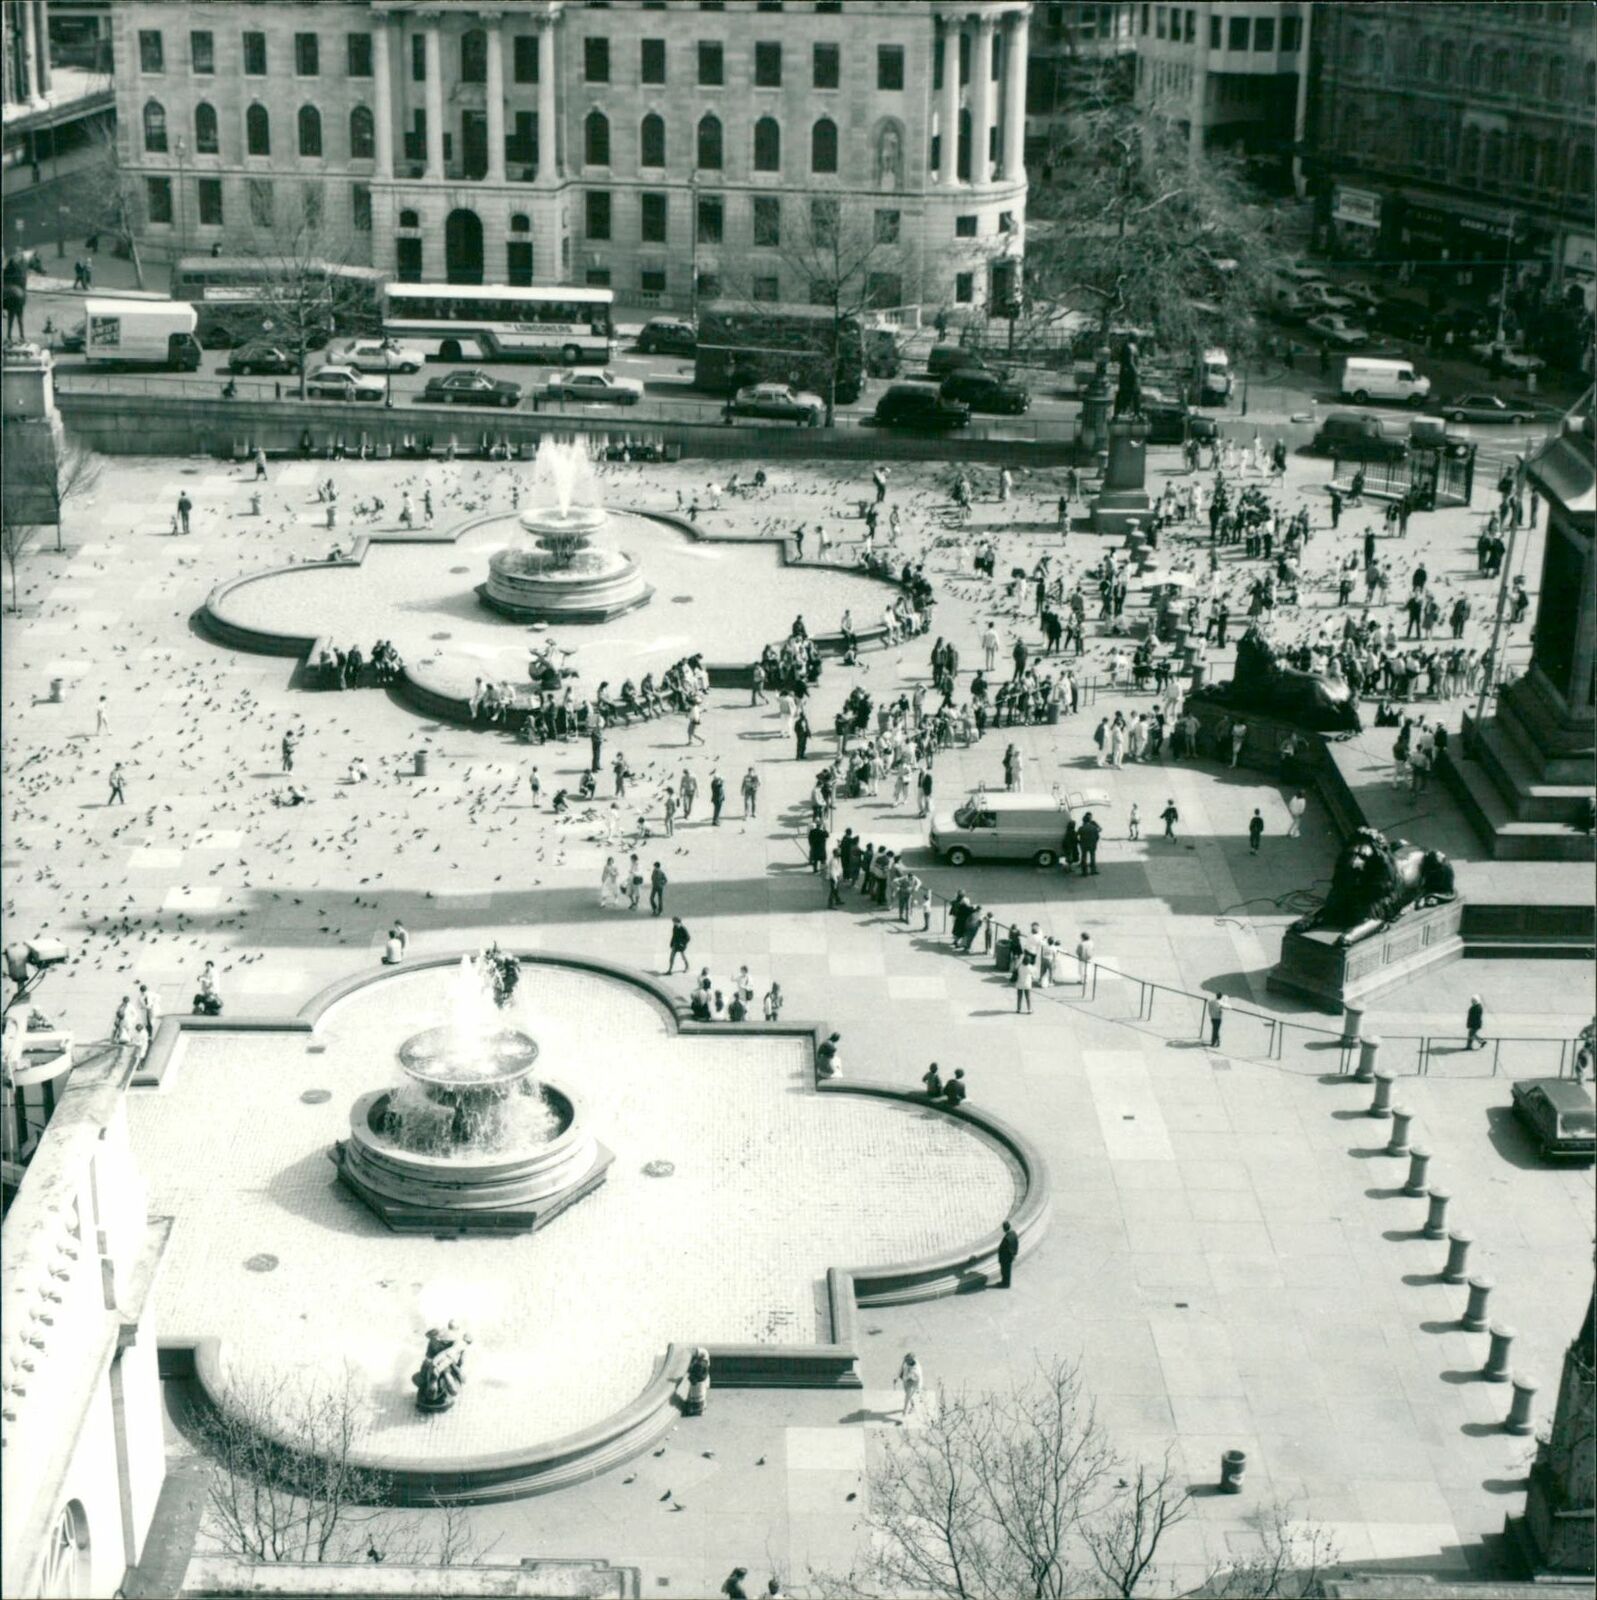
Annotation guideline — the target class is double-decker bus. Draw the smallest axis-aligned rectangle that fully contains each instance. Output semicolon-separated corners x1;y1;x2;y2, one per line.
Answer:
693;302;867;404
379;283;615;363
170;256;386;349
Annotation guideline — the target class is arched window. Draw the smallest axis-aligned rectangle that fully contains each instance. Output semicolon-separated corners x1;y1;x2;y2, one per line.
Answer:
1460;125;1480;179
696;113;722;170
461;28;487;84
246;103;271;157
640;112;665;168
1415;37;1433;80
399;208;420;228
142;99;167;153
1369;36;1384;75
1348;34;1365;74
298;104;322;158
510;212;530;233
753;115;780;172
349;105;374;160
1517;135;1537;185
193;101;219;154
1492;50;1511;93
1537;138;1560;188
1438;40;1456;82
585;109;610;166
1546;57;1566;99
1467;44;1485;88
810;116;837;174
1483;129;1504;179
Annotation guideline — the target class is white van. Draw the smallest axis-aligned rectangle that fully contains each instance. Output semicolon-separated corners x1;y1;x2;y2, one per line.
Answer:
1341;356;1430;407
929;789;1110;868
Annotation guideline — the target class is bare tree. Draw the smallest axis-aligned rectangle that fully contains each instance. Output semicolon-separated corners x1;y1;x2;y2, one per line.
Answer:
76;120;149;289
42;436;103;553
1083;1451;1191;1599
0;516;41;613
1194;1500;1340;1598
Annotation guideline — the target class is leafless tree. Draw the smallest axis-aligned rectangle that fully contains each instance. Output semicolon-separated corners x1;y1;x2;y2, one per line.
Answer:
1083;1450;1191;1598
42;435;103;553
1194;1499;1341;1598
0;515;41;613
76;120;149;289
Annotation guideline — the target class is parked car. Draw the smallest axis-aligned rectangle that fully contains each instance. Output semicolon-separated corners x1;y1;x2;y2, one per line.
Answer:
422;368;522;407
543;368;643;404
1469;341;1546;375
1373;299;1433;341
1298;282;1359;314
1309;410;1407;461
304;364;386;402
939;370;1029;414
1408;416;1474;458
333;337;425;374
1510;1077;1595;1160
1442;393;1533;425
873;383;971;430
1339;280;1384;312
635;318;697;356
1306;313;1371;349
926;343;988;379
227;342;297;376
730;382;824;424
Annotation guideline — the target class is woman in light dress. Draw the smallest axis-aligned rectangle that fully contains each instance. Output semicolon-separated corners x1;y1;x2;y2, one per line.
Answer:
895;1352;923;1415
599;855;621;908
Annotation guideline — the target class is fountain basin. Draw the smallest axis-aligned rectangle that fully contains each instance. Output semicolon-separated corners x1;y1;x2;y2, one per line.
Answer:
481;547;651;623
332;1079;612;1235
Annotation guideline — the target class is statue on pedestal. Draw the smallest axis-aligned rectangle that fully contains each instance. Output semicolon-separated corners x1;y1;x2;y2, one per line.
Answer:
1292;825;1456;947
1112;339;1143;421
1191;625;1362;733
413;1321;470;1412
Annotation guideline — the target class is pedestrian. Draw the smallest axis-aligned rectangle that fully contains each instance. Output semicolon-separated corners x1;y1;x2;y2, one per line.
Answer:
721;1569;750;1600
1127;802;1140;841
1207;990;1227;1046
895;1352;923;1415
254;446;268;481
1161;798;1179;840
996;1219;1019;1288
1014;954;1034;1014
943;1067;967;1106
922;1062;943;1098
1248;809;1264;853
1229;720;1248;768
590;722;604;773
281;730;298;772
741;767;760;819
1075;931;1093;985
763;981;784;1021
1287;791;1306;837
649;861;668;916
176;492;193;534
667;916;691;973
1077;812;1101;875
817;1032;842;1077
684;1346;712;1415
107;762;127;805
1465;994;1485;1050
687;703;704;745
662;789;678;836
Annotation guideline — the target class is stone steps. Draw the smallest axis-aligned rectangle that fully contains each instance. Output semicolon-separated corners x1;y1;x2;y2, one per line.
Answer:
1440;751;1597;861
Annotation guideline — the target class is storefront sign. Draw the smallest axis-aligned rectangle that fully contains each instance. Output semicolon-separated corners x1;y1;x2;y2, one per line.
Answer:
1333;187;1381;228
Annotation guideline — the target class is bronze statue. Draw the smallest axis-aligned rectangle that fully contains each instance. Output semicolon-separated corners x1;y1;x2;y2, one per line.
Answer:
413;1321;471;1412
1190;625;1362;733
1112;339;1143;420
1293;825;1456;946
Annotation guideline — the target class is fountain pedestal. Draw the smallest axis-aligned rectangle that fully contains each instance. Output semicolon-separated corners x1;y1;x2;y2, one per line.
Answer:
481;502;651;623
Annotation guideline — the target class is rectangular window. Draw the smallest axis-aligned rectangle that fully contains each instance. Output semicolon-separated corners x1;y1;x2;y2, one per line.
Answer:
139;29;163;72
412;32;426;80
877;44;904;90
197;176;224;225
1282;16;1302;49
696;194;723;244
248;177;273;228
243;31;266;76
641;190;668;242
866;272;902;308
514;36;539;82
1209;14;1220;48
190;30;214;74
586;267;612;287
352;181;371;231
753;195;781;246
404;110;426;164
1254;16;1274;50
874;208;900;244
145;176;173;223
697;270;720;298
1140;4;1148;35
955;214;978;237
810;195;838;246
641;267;668;295
1155;7;1166;40
347;33;372;77
585;36;609;82
955;271;974;303
586;190;611;240
813;42;840;88
751;275;780;302
698;41;723;85
641;38;666;83
508;111;537;167
295;33;319;76
302;181;323;231
1228;15;1249;49
755;41;782;86
1184;8;1195;42
999;210;1015;233
507;241;533;286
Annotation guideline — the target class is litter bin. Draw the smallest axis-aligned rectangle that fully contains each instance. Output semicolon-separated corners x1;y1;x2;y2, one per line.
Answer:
1047;701;1061;725
1220;1450;1247;1494
415;750;430;777
49;678;64;703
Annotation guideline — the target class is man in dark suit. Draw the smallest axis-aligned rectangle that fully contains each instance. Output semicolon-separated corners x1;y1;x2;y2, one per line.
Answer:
997;1220;1019;1289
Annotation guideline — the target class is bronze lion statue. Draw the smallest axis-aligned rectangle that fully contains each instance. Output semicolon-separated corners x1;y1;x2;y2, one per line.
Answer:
1193;626;1362;733
1293;826;1457;946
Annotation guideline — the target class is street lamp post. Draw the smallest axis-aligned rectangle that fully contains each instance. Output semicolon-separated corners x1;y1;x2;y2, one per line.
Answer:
688;172;700;321
174;136;189;255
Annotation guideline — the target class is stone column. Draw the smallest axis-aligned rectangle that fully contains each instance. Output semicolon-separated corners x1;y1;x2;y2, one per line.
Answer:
32;0;50;97
970;16;995;185
1000;9;1028;181
372;15;394;179
484;12;506;183
938;18;962;186
537;14;558;183
423;15;445;179
17;0;37;104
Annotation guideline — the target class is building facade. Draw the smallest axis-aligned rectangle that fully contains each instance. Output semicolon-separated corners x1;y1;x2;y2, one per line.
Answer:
109;0;1031;317
1024;1;1135;172
1306;1;1596;312
1130;0;1305;164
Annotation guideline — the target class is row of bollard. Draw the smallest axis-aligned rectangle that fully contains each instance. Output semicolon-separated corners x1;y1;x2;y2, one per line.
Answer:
1355;1032;1539;1437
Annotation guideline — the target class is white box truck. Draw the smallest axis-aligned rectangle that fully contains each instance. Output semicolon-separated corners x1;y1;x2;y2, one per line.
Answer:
1340;356;1430;407
81;298;202;371
1192;347;1233;405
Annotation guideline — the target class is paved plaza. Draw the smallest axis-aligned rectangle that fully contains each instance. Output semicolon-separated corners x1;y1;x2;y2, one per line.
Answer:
4;442;1592;1596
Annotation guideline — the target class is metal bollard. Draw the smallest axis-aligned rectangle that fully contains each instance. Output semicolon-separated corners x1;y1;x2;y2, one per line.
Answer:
1404;1145;1432;1196
1356;1034;1382;1083
1462;1276;1494;1332
1386;1107;1415;1157
1369;1069;1395;1116
1442;1229;1473;1284
1483;1323;1516;1382
1423;1188;1451;1239
1343;1005;1365;1045
1506;1375;1538;1435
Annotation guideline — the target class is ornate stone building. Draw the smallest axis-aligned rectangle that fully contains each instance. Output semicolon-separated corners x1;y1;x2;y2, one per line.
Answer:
109;0;1031;316
1305;1;1596;310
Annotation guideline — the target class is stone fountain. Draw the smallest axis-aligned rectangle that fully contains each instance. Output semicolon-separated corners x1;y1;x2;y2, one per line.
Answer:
481;437;652;622
331;956;612;1234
